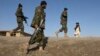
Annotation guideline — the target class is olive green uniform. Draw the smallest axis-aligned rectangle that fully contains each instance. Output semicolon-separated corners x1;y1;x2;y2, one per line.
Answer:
29;6;45;46
13;6;24;34
59;10;67;33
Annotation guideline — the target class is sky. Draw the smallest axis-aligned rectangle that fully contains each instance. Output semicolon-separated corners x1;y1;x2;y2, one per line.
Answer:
0;0;100;37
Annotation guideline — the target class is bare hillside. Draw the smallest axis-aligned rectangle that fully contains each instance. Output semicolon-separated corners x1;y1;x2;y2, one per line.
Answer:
0;36;100;56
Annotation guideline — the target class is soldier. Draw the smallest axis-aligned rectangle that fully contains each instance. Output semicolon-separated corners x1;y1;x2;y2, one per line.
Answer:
27;1;47;53
74;22;81;38
11;3;27;35
56;8;68;38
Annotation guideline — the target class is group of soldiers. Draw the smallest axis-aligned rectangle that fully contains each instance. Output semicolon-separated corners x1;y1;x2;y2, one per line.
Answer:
56;8;81;38
10;1;81;54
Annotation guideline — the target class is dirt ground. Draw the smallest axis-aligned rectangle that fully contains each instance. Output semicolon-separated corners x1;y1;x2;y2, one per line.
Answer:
0;36;100;56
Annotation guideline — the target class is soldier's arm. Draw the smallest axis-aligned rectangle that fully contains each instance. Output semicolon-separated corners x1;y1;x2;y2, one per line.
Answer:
32;7;42;28
21;11;28;24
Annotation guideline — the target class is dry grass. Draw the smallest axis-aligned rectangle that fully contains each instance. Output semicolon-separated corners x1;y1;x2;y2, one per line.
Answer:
0;36;100;56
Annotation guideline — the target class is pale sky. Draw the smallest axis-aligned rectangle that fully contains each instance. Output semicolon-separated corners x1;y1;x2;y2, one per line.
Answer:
0;0;100;37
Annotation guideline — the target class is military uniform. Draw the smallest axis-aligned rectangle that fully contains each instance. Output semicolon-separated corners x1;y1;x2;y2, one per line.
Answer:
13;4;24;34
26;1;47;53
29;6;45;46
56;8;68;38
59;10;68;33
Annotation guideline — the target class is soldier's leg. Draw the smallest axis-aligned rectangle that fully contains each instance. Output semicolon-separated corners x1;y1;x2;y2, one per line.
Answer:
26;30;37;54
11;22;21;34
63;25;67;37
59;26;64;32
13;17;22;33
20;22;24;35
56;25;63;38
39;29;44;51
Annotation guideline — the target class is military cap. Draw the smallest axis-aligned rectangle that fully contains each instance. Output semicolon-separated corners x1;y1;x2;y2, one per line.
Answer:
40;1;47;5
76;22;79;24
18;3;22;7
64;8;68;10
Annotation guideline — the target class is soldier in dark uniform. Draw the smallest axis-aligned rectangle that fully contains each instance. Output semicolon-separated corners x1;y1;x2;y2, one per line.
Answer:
11;3;26;35
27;1;47;53
56;8;68;38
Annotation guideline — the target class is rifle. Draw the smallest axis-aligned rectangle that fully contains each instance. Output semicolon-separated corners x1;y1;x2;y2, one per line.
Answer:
33;19;44;37
23;16;28;25
29;19;44;44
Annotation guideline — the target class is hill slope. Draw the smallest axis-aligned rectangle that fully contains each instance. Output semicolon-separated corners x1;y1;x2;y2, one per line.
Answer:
0;36;100;56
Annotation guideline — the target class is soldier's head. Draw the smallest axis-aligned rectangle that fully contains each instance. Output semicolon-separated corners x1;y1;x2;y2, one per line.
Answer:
40;1;47;9
18;3;23;9
76;22;79;25
64;8;68;11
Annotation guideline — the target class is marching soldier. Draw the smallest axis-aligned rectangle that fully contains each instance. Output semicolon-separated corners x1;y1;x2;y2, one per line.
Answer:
27;1;47;53
56;8;68;38
11;3;27;35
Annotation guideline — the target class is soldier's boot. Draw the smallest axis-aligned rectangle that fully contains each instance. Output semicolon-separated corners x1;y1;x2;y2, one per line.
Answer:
39;46;43;51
